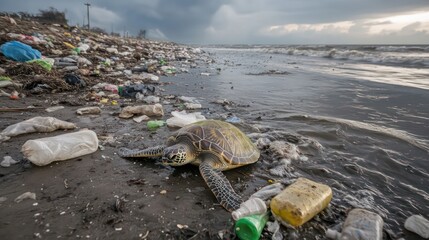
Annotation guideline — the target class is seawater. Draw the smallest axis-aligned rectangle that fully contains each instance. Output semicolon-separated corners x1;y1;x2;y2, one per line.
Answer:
181;45;429;238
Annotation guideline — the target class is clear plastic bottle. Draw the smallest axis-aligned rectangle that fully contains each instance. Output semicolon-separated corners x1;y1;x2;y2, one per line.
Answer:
232;197;267;220
326;208;384;240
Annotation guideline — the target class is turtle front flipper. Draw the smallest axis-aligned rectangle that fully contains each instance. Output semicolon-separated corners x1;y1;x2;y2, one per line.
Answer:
119;145;165;158
199;157;242;212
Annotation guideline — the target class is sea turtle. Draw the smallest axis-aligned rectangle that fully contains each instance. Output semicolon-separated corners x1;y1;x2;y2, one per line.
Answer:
119;120;260;211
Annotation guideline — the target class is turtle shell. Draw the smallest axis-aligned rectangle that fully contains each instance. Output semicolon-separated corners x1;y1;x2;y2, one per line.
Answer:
170;120;260;166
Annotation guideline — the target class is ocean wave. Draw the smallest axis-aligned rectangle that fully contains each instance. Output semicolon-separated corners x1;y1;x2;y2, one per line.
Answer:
262;46;429;68
286;115;429;152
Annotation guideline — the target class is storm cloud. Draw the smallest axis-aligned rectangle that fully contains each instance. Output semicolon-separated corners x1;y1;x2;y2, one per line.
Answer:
1;0;428;44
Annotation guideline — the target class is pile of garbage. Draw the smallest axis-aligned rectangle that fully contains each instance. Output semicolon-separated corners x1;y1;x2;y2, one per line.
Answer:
0;16;207;99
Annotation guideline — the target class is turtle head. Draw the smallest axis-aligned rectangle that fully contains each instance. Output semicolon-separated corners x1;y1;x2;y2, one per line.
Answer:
162;144;194;166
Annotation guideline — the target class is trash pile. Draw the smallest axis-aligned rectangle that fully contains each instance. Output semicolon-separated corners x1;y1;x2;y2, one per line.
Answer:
0;16;207;100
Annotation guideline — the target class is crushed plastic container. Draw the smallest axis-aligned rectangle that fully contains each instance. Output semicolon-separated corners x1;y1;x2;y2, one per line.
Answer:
21;129;99;166
326;208;384;240
235;213;269;240
232;198;267;220
270;177;332;227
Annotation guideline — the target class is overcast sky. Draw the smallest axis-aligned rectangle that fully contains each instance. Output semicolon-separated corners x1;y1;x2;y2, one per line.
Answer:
1;0;429;44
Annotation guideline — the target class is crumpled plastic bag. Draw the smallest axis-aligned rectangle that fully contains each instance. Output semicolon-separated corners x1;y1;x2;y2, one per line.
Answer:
22;129;98;166
119;104;164;118
166;110;206;128
0;117;76;142
0;41;41;62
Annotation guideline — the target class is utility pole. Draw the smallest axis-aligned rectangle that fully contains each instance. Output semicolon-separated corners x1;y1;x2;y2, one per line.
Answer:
84;3;91;30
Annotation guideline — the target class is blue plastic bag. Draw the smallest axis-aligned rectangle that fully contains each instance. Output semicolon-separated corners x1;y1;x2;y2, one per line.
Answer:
0;41;41;62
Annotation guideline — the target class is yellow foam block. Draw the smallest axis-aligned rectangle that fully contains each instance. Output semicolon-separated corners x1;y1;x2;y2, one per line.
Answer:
270;177;332;227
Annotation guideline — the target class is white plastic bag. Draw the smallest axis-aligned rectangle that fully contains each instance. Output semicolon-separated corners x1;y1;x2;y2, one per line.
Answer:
0;117;76;142
405;215;429;239
166;110;206;128
21;129;99;166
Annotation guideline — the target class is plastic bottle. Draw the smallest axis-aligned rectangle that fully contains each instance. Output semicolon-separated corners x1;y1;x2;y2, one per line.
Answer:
235;213;269;240
250;183;284;201
232;198;267;220
21;129;99;166
270;177;332;227
147;120;165;130
326;208;384;240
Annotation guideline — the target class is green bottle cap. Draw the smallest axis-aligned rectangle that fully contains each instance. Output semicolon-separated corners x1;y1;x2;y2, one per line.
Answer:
235;214;268;240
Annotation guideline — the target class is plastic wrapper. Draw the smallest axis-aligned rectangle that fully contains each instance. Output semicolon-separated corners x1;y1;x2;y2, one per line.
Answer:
0;117;76;142
166;110;206;128
21;129;99;166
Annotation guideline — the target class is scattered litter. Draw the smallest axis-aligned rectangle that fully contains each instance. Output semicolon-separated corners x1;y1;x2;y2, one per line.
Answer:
184;103;202;109
166;110;206;128
232;197;267;220
177;224;188;229
76;107;101;115
133;115;150;123
64;74;86;88
45;106;64;112
14;192;36;203
404;215;429;239
147;120;165;131
1;156;19;167
22;129;99;166
226;116;241;123
0;41;41;62
250;183;284;200
235;212;269;240
266;221;283;240
0;117;76;142
200;72;210;76
160;190;167;195
270;177;332;227
326;208;384;240
119;104;164;118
